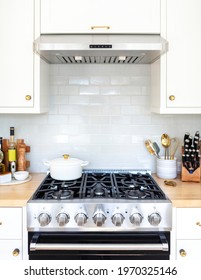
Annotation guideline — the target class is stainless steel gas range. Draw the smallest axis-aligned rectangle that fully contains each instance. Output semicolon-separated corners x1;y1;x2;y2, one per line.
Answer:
27;170;172;260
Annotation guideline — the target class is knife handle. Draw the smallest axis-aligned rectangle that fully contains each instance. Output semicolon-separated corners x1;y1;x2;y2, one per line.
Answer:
188;136;193;147
184;132;190;144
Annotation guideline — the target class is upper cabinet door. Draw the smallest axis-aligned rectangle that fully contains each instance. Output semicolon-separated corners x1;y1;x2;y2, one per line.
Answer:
41;0;160;34
0;0;34;109
166;0;201;109
151;0;201;114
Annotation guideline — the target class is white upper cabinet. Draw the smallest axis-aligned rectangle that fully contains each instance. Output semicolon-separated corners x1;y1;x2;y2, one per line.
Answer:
41;0;160;34
0;0;33;109
0;0;48;114
151;0;201;114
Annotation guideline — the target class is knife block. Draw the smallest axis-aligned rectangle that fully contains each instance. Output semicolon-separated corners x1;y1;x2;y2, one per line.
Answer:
181;146;201;182
181;165;201;182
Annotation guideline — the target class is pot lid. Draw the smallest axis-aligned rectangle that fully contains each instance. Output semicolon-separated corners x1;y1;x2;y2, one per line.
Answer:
51;154;84;166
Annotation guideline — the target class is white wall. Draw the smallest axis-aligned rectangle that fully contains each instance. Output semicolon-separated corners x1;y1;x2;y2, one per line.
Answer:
0;64;201;173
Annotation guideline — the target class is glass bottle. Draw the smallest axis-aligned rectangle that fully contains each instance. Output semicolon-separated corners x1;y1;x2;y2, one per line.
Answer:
0;137;6;174
8;127;17;176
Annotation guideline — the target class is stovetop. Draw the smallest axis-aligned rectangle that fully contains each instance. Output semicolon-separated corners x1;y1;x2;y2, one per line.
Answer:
31;170;167;201
27;170;172;232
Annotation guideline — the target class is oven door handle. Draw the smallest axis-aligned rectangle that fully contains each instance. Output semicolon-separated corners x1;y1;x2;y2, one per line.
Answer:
30;233;169;252
30;243;168;251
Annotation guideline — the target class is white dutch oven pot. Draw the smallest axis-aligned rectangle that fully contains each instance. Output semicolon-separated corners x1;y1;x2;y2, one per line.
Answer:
44;154;89;180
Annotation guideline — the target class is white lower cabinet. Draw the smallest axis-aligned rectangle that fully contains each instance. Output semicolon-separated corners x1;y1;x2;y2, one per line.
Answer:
176;208;201;260
0;240;22;260
177;240;201;260
0;207;23;260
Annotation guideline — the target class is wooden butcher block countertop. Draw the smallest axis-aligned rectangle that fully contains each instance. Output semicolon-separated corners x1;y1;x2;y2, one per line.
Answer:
0;173;46;207
153;175;201;208
0;173;201;208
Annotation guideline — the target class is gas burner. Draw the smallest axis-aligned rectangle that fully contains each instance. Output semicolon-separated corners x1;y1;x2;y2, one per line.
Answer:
125;189;147;199
90;183;109;198
51;189;74;200
121;179;147;188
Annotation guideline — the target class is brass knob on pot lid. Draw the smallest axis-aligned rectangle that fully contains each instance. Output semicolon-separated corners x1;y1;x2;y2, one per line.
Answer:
169;95;175;101
63;154;70;159
13;248;20;257
25;95;32;101
179;249;187;257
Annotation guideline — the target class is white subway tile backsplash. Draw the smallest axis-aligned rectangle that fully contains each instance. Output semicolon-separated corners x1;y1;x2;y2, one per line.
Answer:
69;76;89;85
59;85;79;95
111;76;131;85
1;64;201;173
90;76;111;85
79;86;99;95
109;96;131;105
100;86;120;96
120;86;141;95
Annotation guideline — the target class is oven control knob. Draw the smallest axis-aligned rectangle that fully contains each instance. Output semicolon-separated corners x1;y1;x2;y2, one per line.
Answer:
74;213;88;226
93;211;106;227
38;213;51;227
148;212;161;226
111;213;124;226
56;213;69;226
129;213;143;226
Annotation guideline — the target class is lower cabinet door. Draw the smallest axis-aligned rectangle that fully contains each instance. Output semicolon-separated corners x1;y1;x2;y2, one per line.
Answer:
0;240;22;260
177;240;201;260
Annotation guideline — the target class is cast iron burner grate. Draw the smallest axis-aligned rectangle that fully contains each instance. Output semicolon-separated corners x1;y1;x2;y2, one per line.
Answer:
32;171;166;200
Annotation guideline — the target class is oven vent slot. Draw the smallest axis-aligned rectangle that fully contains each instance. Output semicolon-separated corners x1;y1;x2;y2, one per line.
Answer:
56;55;144;64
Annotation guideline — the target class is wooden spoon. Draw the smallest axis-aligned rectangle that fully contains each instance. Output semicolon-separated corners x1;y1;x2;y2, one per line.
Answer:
170;137;179;160
161;133;171;160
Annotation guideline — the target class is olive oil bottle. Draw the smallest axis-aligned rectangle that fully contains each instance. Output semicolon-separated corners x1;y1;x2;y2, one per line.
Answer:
0;137;6;174
8;127;17;176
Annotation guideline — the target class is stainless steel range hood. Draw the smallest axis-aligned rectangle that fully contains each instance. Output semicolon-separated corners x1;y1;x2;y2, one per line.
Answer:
34;34;167;64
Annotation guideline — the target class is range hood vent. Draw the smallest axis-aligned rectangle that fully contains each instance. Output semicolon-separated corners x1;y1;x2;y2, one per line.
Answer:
56;55;144;64
34;34;167;64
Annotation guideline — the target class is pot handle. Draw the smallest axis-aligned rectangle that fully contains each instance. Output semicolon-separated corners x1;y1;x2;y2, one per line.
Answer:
81;161;89;167
43;161;50;167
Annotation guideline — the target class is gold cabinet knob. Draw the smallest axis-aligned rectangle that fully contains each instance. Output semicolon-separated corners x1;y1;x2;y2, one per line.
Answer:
196;221;201;226
0;221;2;226
179;249;187;257
12;248;20;257
25;95;32;101
169;95;175;101
91;26;110;30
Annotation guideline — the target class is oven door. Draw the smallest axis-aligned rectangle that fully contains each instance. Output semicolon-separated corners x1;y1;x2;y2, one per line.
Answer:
28;231;170;260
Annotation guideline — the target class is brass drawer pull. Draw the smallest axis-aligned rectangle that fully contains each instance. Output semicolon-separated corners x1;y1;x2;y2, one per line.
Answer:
91;26;110;30
25;95;32;101
169;95;175;101
12;248;20;257
0;221;2;225
179;249;187;257
196;221;201;226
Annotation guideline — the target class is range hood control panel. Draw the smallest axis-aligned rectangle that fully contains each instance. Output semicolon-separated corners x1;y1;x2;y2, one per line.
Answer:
89;44;112;48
